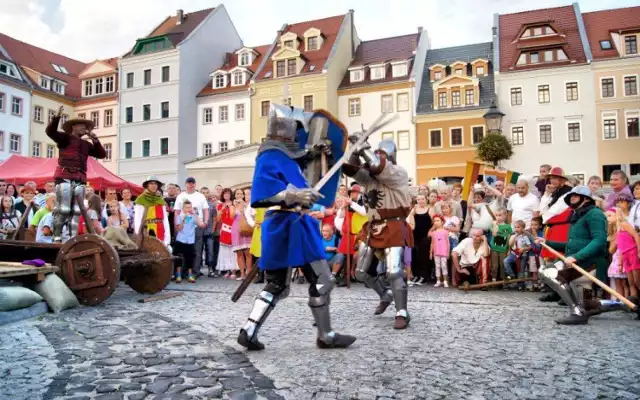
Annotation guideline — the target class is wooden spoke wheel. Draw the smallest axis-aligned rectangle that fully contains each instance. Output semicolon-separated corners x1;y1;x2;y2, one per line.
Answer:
55;234;121;305
124;236;172;294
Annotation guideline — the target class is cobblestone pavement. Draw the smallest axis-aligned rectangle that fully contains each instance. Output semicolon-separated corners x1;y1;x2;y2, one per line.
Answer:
2;278;640;400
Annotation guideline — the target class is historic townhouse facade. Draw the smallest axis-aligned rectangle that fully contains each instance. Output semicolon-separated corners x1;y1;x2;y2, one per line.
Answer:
0;33;85;160
583;6;640;181
75;58;119;172
0;49;31;161
337;28;430;185
117;6;242;185
494;5;598;181
249;11;360;142
415;42;495;183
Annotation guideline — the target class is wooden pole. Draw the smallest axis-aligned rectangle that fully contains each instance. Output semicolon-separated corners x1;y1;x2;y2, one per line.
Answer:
540;243;637;311
345;174;351;289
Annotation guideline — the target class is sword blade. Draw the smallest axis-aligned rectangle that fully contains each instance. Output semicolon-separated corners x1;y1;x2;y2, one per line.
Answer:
231;267;260;302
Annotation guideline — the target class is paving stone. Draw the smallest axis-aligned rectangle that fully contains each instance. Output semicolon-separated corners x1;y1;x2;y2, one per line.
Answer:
95;393;124;400
96;384;119;393
178;364;202;372
167;384;197;394
66;384;96;394
95;358;123;367
120;382;143;391
185;370;207;378
192;377;218;387
228;389;258;400
158;370;182;378
146;380;171;394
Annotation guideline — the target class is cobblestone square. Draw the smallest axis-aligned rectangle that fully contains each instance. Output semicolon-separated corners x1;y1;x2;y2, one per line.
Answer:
1;279;640;400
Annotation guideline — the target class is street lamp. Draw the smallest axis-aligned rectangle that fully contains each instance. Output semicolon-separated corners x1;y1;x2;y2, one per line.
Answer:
483;101;505;134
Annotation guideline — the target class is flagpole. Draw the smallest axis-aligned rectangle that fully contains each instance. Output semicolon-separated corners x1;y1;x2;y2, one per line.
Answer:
345;173;351;289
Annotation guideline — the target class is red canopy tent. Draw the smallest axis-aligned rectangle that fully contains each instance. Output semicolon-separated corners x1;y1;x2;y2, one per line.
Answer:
0;155;143;195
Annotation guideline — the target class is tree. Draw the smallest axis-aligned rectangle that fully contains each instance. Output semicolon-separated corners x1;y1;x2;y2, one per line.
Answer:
476;134;513;167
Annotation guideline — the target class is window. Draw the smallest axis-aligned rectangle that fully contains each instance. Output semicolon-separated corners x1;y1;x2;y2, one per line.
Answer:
624;76;638;96
61;114;68;126
371;67;384;80
539;125;552;144
203;108;212;124
126;72;134;88
381;95;393;113
303;95;313;112
517;54;527;65
397;93;409;112
240;52;250;66
233;71;244;86
451;128;463;146
261;101;270;117
214;74;225;88
530;52;539;63
125;142;132;159
33;106;42;122
125;107;133;123
429;130;442;148
235;104;245;120
438;92;447;107
625;36;637;55
143;104;150;121
53;82;64;95
631;163;640;176
568;122;581;142
397;131;410;150
476;66;485;76
284;40;293;48
511;126;524;145
9;134;21;153
159;102;169;119
276;61;285;77
601;78;614;98
40;77;50;89
219;141;228;152
566;82;578;101
350;70;362;82
381;132;394;142
602;165;622;182
543;50;554;62
104;143;112;161
287;59;296;76
628;117;639;138
434;71;442;80
106;76;114;92
472;126;484;145
455;68;463;75
557;49;568;61
203;143;212;156
142;139;150;157
144;69;151;85
162;66;170;82
348;98;361;117
104;109;113;127
47;109;56;123
538;85;550;103
307;36;318;51
91;111;99;128
11;96;22;116
465;89;475;105
160;138;168;155
0;93;4;112
219;105;228;122
392;63;407;77
510;87;522;106
603;118;617;139
235;140;245;147
452;90;461;107
46;144;55;158
95;78;103;95
32;141;41;157
600;40;612;50
84;80;92;96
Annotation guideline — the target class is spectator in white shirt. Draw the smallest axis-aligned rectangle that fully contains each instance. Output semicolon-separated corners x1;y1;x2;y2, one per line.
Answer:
451;228;489;287
174;177;209;277
507;180;540;229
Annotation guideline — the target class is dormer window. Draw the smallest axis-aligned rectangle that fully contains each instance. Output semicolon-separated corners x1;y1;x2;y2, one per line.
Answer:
392;62;407;77
240;52;250;66
520;24;556;39
476;66;485;76
371;65;385;80
214;74;225;88
84;80;92;96
455;68;463;75
434;70;442;80
40;76;51;89
232;71;244;86
307;36;318;51
625;36;638;55
350;69;363;82
53;81;65;95
0;63;18;79
516;48;568;66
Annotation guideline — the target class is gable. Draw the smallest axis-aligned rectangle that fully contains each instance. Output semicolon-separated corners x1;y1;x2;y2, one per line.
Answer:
272;46;301;60
304;27;322;37
437;75;474;86
281;32;299;42
79;61;115;78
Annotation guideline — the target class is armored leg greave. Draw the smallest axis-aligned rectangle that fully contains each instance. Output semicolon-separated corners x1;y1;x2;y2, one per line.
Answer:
355;242;392;302
385;247;408;316
71;185;85;237
53;182;72;242
539;261;584;317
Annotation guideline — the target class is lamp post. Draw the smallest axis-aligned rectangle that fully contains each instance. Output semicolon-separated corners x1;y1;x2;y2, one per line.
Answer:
483;101;505;134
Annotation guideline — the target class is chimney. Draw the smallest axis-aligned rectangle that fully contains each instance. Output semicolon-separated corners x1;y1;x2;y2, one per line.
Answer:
225;52;233;65
418;26;423;35
176;9;184;25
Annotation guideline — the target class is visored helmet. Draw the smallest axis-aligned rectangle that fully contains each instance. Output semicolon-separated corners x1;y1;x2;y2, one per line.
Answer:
377;138;397;164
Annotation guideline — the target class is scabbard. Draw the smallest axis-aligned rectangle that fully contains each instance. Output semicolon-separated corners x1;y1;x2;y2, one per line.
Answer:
231;267;260;302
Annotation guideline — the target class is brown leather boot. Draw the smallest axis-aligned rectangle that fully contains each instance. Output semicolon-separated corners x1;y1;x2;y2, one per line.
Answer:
374;301;391;315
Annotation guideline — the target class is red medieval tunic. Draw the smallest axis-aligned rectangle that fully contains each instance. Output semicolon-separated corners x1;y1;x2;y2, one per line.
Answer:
46;116;106;184
542;208;572;259
337;208;358;255
217;203;234;246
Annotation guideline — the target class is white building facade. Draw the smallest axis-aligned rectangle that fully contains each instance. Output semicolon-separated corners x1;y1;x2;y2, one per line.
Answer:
0;57;31;161
196;91;250;157
117;6;242;185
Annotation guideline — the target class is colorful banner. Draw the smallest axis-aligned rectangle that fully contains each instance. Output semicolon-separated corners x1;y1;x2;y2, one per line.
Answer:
461;161;481;200
505;170;521;184
351;213;367;234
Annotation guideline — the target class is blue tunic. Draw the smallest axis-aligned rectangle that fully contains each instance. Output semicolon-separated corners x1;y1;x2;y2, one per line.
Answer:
252;149;325;271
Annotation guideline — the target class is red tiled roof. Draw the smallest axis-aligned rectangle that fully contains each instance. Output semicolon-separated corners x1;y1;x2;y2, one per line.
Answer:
100;57;119;68
0;32;86;98
198;45;272;96
255;14;346;80
583;6;640;60
338;33;419;89
146;8;214;46
498;5;586;72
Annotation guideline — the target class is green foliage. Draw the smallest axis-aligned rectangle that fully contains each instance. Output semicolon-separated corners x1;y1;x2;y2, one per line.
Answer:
476;134;514;167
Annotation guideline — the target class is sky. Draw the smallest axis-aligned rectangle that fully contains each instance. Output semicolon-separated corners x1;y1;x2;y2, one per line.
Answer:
1;0;638;62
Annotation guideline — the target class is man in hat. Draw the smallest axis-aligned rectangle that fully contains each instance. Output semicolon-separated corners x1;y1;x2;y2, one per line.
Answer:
537;185;613;325
46;106;106;242
133;176;171;249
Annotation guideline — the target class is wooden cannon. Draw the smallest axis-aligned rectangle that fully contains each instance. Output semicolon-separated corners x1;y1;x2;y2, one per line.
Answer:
0;202;175;305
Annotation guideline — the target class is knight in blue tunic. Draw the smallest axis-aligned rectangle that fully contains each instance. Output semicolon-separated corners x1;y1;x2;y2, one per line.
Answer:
237;104;356;351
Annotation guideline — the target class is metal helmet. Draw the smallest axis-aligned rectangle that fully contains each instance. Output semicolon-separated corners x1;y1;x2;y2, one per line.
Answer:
377;138;397;164
267;103;312;143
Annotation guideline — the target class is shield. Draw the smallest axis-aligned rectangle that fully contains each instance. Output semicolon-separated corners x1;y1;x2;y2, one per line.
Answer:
297;109;347;207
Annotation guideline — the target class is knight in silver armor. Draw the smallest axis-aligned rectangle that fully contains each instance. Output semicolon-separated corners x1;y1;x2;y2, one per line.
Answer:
236;104;356;351
343;137;413;329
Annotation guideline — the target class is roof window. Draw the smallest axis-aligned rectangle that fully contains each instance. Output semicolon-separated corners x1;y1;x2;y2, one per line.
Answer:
600;40;612;50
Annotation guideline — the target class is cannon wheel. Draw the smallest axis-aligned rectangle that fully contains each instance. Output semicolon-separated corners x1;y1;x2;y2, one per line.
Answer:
124;236;172;294
55;234;121;305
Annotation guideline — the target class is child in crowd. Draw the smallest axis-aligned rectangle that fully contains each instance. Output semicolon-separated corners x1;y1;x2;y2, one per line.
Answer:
36;213;54;243
231;199;252;281
490;208;511;282
606;208;629;297
587;175;604;208
322;223;345;279
174;200;205;283
106;200;128;230
527;216;544;291
0;195;21;240
610;207;640;298
504;220;532;291
404;246;414;285
430;215;450;287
